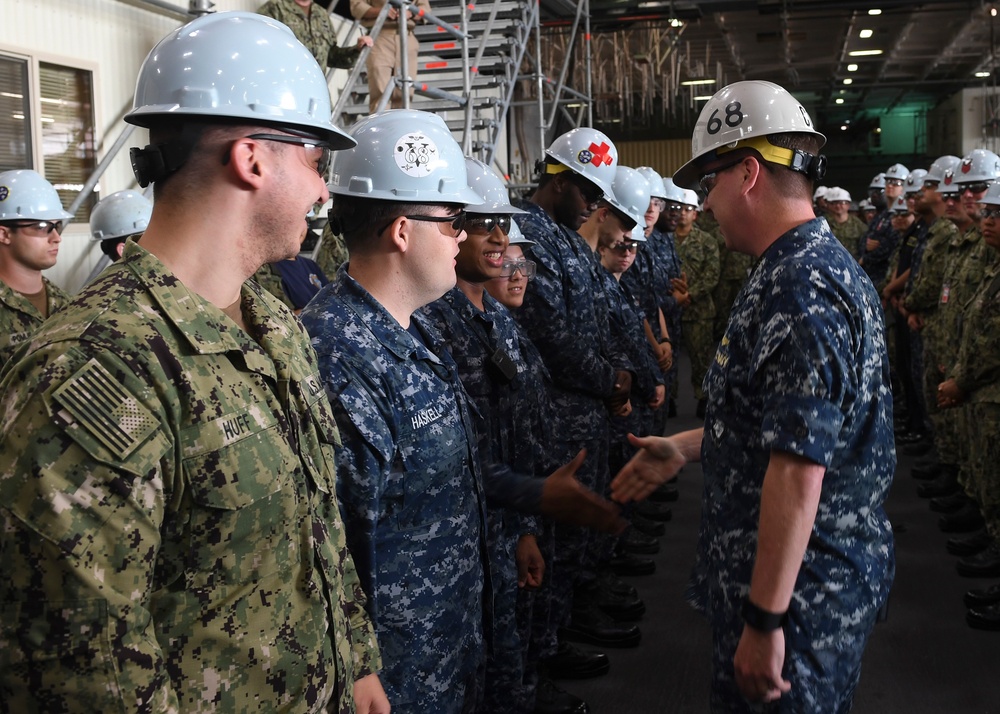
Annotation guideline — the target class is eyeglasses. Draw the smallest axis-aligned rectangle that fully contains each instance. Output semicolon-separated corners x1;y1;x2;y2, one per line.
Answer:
610;242;639;254
923;180;940;190
6;220;64;235
981;207;1000;221
246;133;332;177
959;182;991;196
465;214;512;235
891;211;913;218
499;258;536;278
564;172;603;206
378;211;467;236
650;198;666;211
698;156;745;195
663;202;683;212
885;178;904;187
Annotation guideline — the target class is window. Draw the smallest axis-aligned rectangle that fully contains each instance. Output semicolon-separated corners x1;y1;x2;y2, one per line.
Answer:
0;53;97;222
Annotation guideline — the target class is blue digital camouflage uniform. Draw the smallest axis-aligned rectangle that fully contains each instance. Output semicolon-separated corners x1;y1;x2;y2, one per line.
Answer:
0;242;380;713
300;269;488;714
419;287;540;714
858;209;899;287
621;226;683;431
0;276;71;366
599;267;663;472
516;200;621;633
692;217;895;712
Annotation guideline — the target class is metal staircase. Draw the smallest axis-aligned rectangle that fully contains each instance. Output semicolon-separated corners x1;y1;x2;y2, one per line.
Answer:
331;0;538;165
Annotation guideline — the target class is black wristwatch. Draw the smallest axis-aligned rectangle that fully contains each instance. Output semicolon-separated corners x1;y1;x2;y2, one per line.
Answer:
658;337;671;345
741;599;788;632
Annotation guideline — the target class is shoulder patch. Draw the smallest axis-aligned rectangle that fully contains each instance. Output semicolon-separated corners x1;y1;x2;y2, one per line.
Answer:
51;359;158;460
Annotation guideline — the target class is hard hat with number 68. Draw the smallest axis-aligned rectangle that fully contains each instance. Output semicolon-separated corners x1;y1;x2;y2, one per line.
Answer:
0;169;73;222
674;80;826;190
90;190;153;242
544;127;618;197
605;166;652;226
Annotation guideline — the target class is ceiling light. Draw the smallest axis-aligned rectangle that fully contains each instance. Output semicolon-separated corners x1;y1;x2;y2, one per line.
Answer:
848;64;858;72
694;95;714;101
976;71;991;78
868;8;882;15
993;8;998;17
669;18;683;27
1;92;24;99
841;125;849;130
836;98;845;104
843;78;853;85
860;29;873;38
681;79;717;86
875;127;882;133
849;49;883;56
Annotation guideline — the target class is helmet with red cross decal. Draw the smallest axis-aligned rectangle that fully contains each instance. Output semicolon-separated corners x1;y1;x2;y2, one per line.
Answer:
956;149;1000;185
673;80;826;190
544;127;618;197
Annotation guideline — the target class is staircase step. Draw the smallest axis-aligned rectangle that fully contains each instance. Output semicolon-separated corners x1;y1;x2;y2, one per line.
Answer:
430;1;528;22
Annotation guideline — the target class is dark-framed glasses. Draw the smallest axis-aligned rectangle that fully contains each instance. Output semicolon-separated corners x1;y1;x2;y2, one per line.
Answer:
466;214;512;234
246;133;332;177
698;156;746;195
7;220;64;235
885;178;904;187
564;172;603;205
610;241;639;254
499;258;536;278
959;182;991;196
378;211;467;237
981;206;1000;221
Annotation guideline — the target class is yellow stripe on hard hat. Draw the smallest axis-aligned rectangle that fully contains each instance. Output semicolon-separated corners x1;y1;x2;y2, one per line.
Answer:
716;135;797;168
545;162;570;175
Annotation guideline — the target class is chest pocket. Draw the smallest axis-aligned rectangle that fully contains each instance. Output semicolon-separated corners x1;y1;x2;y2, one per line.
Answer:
179;405;297;586
387;400;469;534
294;372;341;496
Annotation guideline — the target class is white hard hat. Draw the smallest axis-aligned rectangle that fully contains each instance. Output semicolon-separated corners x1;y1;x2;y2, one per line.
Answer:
465;158;527;215
328;110;481;205
674;79;826;190
979;181;1000;206
545;127;619;197
903;170;928;195
884;163;910;181
680;189;699;208
635;166;667;199
90;190;153;242
661;177;688;205
814;185;830;201
869;173;886;190
858;198;875;211
0;169;73;222
825;187;851;203
126;12;352;150
925;156;962;185
889;195;911;214
506;218;533;245
606;166;652;225
956;149;1000;184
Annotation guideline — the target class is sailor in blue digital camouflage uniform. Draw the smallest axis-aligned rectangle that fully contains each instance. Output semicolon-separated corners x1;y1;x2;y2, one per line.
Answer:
610;80;895;713
300;110;489;714
516;127;642;655
0;13;388;713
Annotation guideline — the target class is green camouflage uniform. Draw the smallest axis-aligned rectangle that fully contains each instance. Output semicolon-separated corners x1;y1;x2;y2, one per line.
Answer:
904;216;959;458
676;225;720;401
258;0;362;69
938;227;988;481
828;214;867;261
710;227;753;343
0;242;380;713
952;251;1000;540
0;276;71;367
314;222;350;280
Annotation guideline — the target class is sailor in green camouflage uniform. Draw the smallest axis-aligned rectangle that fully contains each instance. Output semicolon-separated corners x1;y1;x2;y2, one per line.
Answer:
0;169;73;366
0;14;387;713
258;0;372;70
674;188;719;415
314;220;351;279
825;186;867;260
